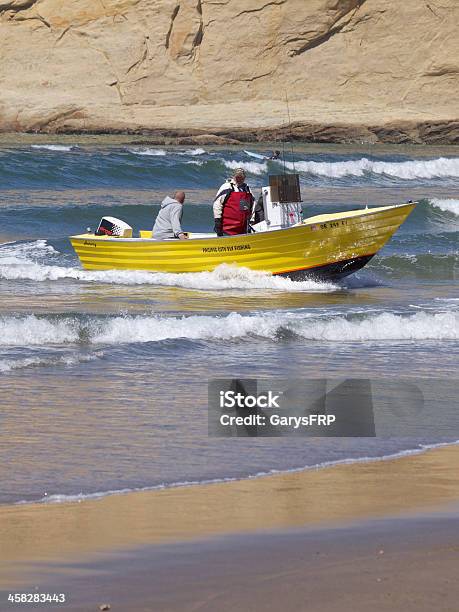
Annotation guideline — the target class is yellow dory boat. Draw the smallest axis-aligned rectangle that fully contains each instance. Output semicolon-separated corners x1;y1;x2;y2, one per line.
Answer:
70;199;415;282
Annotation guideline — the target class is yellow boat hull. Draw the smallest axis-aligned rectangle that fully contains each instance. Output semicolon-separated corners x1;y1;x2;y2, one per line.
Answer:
69;203;415;281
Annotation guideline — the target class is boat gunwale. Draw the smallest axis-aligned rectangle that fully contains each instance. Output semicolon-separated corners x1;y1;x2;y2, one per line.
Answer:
69;202;416;243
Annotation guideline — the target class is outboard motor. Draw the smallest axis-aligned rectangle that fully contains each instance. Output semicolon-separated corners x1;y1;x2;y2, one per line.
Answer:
95;216;133;238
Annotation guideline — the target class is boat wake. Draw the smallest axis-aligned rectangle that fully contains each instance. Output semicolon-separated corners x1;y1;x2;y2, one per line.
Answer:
0;241;337;292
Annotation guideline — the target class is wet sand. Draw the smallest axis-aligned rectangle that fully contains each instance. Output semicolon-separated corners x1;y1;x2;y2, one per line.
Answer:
26;514;459;612
1;443;459;609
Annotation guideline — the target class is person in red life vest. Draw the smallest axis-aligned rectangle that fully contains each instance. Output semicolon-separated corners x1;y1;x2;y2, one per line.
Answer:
213;168;254;236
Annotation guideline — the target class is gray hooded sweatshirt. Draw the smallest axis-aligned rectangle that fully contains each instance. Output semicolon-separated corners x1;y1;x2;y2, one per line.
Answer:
152;196;184;240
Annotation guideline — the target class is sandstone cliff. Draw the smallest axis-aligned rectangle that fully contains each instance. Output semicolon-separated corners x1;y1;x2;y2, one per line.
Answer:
0;0;458;143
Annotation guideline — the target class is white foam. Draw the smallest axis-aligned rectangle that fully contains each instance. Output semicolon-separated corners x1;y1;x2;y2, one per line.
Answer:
283;157;459;179
0;239;58;264
31;144;74;152
0;351;103;373
430;198;459;217
0;243;336;292
224;159;268;176
28;477;239;504
0;315;78;346
294;310;459;341
0;357;43;372
92;310;459;344
183;148;206;156
1;310;456;349
0;240;64;272
129;148;167;156
91;311;274;344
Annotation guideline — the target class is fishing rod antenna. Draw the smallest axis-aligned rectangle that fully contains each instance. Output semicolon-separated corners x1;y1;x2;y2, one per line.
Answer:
285;91;297;174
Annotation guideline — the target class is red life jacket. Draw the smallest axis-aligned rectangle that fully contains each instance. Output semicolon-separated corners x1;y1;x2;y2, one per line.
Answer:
222;186;253;235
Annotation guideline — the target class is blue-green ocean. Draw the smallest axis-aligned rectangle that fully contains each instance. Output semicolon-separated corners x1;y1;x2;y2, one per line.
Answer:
0;141;458;505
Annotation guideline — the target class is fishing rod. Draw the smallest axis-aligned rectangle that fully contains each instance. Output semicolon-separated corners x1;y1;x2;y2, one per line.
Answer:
285;91;297;174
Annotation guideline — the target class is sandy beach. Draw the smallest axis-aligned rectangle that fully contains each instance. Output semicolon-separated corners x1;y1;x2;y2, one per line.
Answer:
1;444;459;610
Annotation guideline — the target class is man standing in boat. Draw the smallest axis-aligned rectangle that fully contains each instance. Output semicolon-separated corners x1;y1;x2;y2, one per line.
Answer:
213;168;254;236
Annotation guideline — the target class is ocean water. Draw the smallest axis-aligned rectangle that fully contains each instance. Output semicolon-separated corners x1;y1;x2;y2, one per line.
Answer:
0;142;458;505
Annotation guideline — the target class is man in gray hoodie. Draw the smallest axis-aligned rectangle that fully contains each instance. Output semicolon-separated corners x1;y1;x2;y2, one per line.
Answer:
152;191;188;240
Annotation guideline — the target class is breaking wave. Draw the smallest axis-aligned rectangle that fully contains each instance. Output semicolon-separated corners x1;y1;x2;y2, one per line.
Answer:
129;147;206;157
284;156;459;180
0;310;457;349
0;315;79;346
182;148;206;156
224;159;268;175
30;144;74;152
128;148;167;156
0;239;58;262
91;311;459;344
2;146;459;189
430;198;459;217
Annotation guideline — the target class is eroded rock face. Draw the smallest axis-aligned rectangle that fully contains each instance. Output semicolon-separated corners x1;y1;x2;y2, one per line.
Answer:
0;0;457;141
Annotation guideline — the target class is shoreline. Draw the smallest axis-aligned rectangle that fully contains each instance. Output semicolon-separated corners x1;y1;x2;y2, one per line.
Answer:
0;119;458;146
1;133;459;157
2;443;459;590
10;440;459;507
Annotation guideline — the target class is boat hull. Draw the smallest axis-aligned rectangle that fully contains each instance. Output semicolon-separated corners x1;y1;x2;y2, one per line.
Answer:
281;254;375;281
70;203;415;281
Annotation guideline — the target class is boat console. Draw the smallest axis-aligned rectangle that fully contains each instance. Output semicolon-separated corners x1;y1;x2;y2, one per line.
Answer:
252;174;303;233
